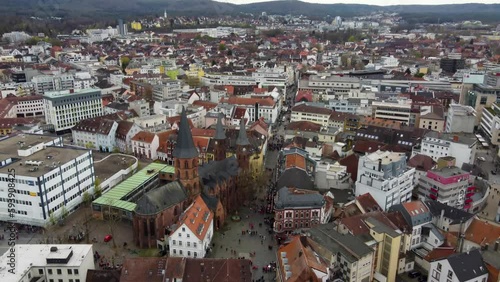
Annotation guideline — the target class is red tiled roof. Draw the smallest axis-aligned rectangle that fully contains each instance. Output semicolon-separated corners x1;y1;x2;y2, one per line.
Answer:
131;131;156;143
464;218;500;246
221;96;275;107
175;195;213;241
232;107;247;119
192;100;217;111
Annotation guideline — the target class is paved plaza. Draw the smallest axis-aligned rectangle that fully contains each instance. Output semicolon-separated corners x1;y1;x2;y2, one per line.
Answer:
209;205;277;281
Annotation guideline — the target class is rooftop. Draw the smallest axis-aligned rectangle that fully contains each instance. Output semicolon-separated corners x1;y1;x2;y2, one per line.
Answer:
0;134;91;177
0;244;93;281
275;187;324;209
92;163;173;212
43;88;101;99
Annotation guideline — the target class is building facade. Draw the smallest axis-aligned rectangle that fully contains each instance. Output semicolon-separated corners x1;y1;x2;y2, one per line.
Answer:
32;74;75;95
43;88;103;132
355;150;415;211
480;102;500;145
273;187;331;233
72;118;118;152
0;244;95;282
0;135;94;226
445;103;476;134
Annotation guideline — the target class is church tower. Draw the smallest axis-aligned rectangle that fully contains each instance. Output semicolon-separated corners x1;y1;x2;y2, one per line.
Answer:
213;113;227;162
236;118;251;172
173;107;200;199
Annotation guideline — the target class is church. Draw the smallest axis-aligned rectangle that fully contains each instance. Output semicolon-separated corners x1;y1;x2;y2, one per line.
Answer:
133;108;252;248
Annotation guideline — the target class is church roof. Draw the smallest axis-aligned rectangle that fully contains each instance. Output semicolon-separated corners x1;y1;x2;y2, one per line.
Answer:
236;118;250;146
172;107;199;159
214;113;226;140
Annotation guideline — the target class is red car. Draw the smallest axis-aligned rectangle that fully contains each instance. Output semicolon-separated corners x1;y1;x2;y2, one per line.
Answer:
104;235;112;242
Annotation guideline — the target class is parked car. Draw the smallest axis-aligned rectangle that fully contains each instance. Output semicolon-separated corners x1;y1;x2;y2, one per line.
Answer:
104;235;113;242
408;271;421;278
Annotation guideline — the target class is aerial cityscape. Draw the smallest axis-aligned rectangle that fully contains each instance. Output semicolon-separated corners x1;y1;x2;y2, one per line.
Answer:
0;1;500;282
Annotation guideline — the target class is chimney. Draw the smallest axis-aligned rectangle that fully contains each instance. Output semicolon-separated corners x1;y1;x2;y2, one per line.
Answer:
495;241;499;251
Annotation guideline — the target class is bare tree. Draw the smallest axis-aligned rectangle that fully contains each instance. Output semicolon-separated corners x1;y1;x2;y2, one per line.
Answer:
81;191;93;244
104;198;121;249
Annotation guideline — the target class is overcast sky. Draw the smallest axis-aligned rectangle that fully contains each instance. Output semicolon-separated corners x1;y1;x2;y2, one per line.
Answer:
214;0;500;5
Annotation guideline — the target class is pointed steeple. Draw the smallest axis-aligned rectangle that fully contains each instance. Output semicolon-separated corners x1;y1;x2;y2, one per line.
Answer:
236;118;250;146
172;107;198;159
214;113;226;140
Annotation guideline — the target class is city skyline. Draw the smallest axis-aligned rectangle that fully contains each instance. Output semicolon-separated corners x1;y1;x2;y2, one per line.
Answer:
215;0;500;6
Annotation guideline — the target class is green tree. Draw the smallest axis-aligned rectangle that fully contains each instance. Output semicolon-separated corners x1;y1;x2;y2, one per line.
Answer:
120;56;131;71
85;142;94;149
94;177;102;198
218;43;226;51
348;35;357;42
49;211;57;226
112;146;120;153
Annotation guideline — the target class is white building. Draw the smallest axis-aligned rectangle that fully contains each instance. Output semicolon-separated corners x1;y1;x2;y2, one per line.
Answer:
291;103;333;127
298;74;361;96
0;244;95;282
355;150;415;211
153;79;182;102
169;196;214;258
201;73;256;86
0;134;95;226
131;131;160;159
72;118;118;152
372;98;413;125
14;95;45;117
32;74;75;95
43;88;104;132
131;114;168;132
219;96;278;124
428;249;488;282
315;161;351;190
115;120;142;153
129;99;151;117
480;102;500;145
412;132;477;168
446;102;476;134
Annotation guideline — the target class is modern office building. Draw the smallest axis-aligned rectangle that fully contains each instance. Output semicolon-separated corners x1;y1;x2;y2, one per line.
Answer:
480;102;500;145
412;132;477;168
32;74;75;95
418;165;473;210
0;134;95;226
152;80;182;102
43;88;103;132
355;150;415;211
372;98;413;125
0;244;95;282
445;102;476;133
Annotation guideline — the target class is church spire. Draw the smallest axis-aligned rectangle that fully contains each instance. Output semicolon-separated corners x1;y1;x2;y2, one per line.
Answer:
236;118;250;146
214;113;226;140
172;107;198;159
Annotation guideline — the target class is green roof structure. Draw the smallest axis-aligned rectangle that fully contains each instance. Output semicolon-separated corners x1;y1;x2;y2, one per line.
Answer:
92;163;173;212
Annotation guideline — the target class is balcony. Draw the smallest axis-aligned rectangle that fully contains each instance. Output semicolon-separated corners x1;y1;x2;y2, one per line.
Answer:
467;186;476;191
428;194;437;200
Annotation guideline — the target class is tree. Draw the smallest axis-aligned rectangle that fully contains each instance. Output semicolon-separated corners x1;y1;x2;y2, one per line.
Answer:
81;191;93;244
348;35;357;42
85;142;95;149
218;43;226;51
94;177;102;198
104;198;121;249
120;56;130;72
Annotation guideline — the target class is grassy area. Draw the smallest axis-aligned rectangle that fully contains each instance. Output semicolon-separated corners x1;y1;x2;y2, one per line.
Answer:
138;248;160;257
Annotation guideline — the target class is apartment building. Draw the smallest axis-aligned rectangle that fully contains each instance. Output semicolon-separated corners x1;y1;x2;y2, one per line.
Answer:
372;98;413;125
152;79;181;101
0;134;94;226
72;118;118;152
43;88;104;132
309;225;374;282
32;74;74;95
355;150;415;211
129;99;151;117
389;201;433;250
412;132;477;168
0;244;94;282
201;73;256;86
131;131;159;159
428;249;488;282
219;96;278;123
418;164;473;210
445;102;476;134
14;95;44;117
291;103;333;127
169;195;214;258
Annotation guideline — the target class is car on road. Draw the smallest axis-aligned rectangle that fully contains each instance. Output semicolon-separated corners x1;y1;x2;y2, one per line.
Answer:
478;157;486;161
408;271;421;278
